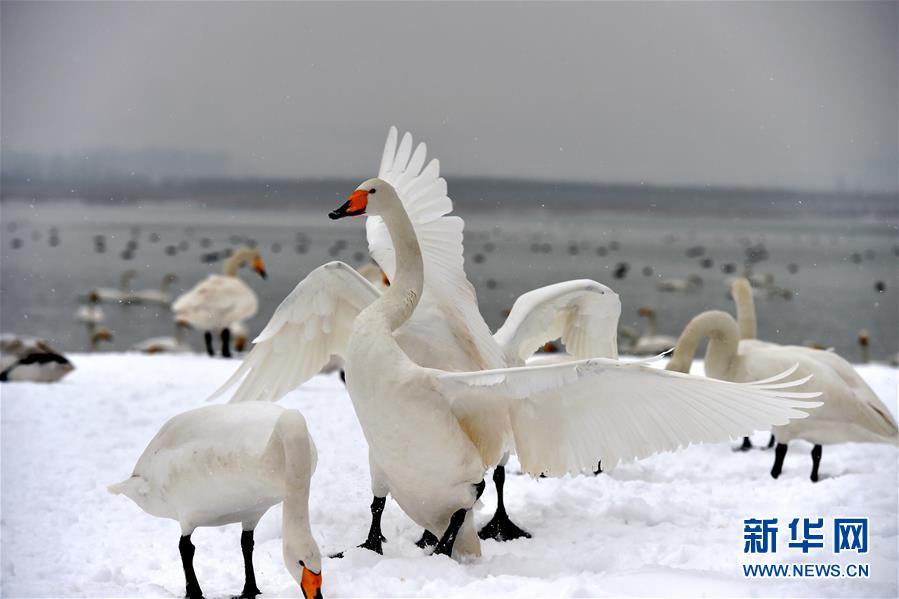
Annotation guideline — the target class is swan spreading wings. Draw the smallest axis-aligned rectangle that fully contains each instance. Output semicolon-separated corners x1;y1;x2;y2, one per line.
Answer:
212;128;821;558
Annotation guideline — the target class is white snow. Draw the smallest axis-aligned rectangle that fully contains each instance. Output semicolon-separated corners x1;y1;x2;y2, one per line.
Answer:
1;353;896;598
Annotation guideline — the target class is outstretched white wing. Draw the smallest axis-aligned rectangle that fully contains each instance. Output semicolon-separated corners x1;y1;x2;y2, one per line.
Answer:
494;280;621;364
209;261;380;403
435;360;821;477
366;127;505;371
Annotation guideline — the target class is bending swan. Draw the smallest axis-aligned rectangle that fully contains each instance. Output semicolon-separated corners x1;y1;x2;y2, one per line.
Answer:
217;178;819;559
666;304;897;481
109;403;323;599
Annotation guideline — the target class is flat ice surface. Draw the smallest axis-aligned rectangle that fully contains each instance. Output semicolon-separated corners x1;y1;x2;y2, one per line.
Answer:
1;354;896;598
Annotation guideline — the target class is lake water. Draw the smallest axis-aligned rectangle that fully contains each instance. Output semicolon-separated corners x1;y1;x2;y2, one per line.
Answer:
1;186;896;361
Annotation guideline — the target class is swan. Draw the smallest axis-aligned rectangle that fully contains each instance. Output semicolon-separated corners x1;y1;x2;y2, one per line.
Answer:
630;307;677;355
656;274;703;293
216;176;819;559
132;322;192;354
130;273;179;305
108;403;323;599
173;247;266;358
75;299;105;326
87;327;113;352
214;128;625;549
667;298;897;482
90;270;138;304
0;334;74;382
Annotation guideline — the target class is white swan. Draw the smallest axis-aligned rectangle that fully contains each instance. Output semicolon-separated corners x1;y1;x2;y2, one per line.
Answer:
90;270;138;304
215;128;622;548
656;274;703;293
132;322;192;354
630;307;677;355
130;273;179;305
667;287;897;482
75;301;105;326
217;177;819;559
109;403;322;599
173;247;266;358
0;334;75;382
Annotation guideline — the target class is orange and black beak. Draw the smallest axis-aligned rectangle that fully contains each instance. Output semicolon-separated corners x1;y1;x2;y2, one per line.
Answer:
252;257;268;279
301;567;323;599
329;189;368;220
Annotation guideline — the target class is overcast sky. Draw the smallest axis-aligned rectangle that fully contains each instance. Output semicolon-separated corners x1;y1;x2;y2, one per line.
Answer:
2;1;896;191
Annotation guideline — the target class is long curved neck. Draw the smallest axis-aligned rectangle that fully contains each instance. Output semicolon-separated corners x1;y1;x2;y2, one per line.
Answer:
373;196;424;332
666;310;739;377
224;249;253;276
732;283;758;340
644;312;657;337
275;414;318;569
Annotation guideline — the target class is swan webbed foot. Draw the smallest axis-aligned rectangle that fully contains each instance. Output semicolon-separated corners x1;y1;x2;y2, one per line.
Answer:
358;495;387;554
232;589;260;599
594;461;603;475
810;444;822;483
478;508;532;542
415;530;438;549
770;442;789;479
204;332;214;357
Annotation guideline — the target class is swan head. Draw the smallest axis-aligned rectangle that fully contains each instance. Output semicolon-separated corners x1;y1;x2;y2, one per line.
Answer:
329;178;395;219
284;538;323;599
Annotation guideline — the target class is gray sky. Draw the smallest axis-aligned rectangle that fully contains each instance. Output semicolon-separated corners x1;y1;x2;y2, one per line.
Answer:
2;1;896;191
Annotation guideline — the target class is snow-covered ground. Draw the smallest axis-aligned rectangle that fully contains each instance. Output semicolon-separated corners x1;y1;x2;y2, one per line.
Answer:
1;354;896;598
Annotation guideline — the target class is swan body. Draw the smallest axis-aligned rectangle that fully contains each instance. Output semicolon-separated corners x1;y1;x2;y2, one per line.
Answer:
109;403;322;599
132;323;192;354
656;274;703;293
130;273;179;305
631;307;677;355
75;303;105;325
218;172;819;559
90;270;138;304
0;334;74;382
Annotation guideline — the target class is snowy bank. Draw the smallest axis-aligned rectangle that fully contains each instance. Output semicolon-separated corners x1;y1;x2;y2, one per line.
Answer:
1;353;896;598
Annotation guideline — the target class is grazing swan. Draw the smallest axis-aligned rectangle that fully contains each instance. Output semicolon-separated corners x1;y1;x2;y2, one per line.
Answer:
631;307;677;355
656;274;703;293
217;177;819;559
0;334;74;382
90;270;138;304
666;303;897;482
109;403;323;599
132;322;192;354
130;273;179;305
173;247;266;358
215;128;622;550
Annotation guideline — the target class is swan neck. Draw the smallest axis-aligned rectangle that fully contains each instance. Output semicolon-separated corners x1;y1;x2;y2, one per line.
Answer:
733;287;758;340
224;248;253;277
376;197;424;331
668;311;739;376
645;313;658;337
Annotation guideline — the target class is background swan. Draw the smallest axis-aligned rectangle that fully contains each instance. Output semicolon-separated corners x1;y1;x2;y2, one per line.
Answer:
0;334;74;382
130;273;179;305
666;298;897;482
215;128;622;550
173;247;266;358
109;403;322;599
90;269;137;304
630;307;677;355
656;274;703;293
218;176;818;560
132;321;192;354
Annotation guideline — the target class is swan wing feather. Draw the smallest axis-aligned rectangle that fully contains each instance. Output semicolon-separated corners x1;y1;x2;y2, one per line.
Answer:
209;261;380;403
367;126;505;370
436;359;822;476
494;280;622;363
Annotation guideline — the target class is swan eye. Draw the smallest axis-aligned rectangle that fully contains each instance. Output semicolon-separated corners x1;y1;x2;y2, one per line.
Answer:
369;188;376;194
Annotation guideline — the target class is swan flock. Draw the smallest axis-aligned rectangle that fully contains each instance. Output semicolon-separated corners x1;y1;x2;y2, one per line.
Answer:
113;128;831;597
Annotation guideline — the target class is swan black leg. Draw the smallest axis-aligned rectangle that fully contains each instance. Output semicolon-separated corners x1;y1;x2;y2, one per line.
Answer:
433;508;468;557
179;534;204;599
478;466;531;541
594;461;603;475
737;436;753;451
204;332;214;357
221;328;232;358
358;496;387;554
415;529;439;549
771;442;789;479
233;530;261;599
766;434;776;449
810;444;822;483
